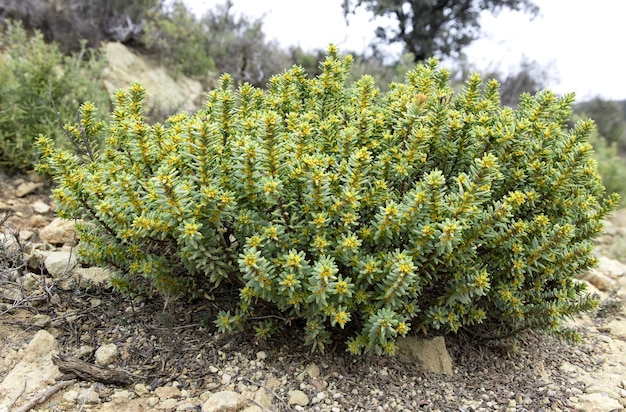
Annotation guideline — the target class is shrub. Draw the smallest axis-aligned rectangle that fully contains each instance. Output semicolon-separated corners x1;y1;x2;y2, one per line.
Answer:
37;46;619;354
588;131;626;206
0;20;108;172
142;1;216;78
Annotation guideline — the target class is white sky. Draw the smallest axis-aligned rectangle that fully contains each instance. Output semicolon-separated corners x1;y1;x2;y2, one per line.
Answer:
185;0;626;101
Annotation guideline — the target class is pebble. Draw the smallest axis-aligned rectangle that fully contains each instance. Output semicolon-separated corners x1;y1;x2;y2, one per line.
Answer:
157;398;178;409
155;385;181;399
221;373;232;385
94;343;118;366
256;351;267;360
134;383;150;397
305;363;320;379
288;389;309;406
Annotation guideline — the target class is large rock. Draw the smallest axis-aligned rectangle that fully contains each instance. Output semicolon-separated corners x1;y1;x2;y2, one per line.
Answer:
396;336;454;375
575;392;624;412
39;217;77;245
101;42;204;115
597;256;626;279
0;330;61;409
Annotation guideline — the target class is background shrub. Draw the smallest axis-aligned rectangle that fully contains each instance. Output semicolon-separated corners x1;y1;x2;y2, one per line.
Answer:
0;21;108;172
37;47;619;354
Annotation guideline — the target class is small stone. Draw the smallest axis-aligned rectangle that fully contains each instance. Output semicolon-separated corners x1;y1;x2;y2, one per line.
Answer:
63;390;79;402
155;385;181;399
111;389;132;401
78;389;101;404
221;373;232;385
44;251;77;278
147;396;160;407
266;377;281;390
396;336;454;375
74;345;94;360
158;398;178;409
201;390;246;412
15;181;43;197
305;363;320;379
32;314;51;328
95;343;118;366
288;390;309;406
39;217;77;245
73;266;112;288
256;351;267;360
32;200;51;214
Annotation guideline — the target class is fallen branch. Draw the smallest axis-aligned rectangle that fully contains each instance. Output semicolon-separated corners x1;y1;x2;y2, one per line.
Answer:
53;354;132;385
13;379;76;412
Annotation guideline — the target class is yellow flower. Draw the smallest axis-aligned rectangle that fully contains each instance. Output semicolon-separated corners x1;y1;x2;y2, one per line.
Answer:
333;311;350;328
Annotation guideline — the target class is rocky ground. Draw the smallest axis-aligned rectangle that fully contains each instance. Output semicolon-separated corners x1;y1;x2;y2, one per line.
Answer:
1;172;625;412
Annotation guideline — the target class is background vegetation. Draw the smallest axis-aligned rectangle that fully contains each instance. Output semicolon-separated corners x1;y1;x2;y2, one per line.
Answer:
1;0;625;202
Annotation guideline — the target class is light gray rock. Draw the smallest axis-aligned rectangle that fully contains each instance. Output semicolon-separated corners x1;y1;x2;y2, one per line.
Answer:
101;42;204;115
39;217;77;245
575;392;623;411
155;385;181;399
582;269;615;291
15;181;43;197
287;389;309;406
31;200;51;214
396;336;454;375
44;251;77;278
134;383;151;397
201;390;246;412
305;363;321;379
0;330;61;409
597;256;626;278
75;266;113;287
95;343;119;366
78;388;101;405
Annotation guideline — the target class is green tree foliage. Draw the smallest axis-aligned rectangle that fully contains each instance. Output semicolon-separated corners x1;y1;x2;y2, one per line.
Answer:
342;0;539;62
0;21;108;172
588;132;626;205
142;0;291;86
201;1;291;87
142;1;216;78
575;98;626;153
37;47;618;354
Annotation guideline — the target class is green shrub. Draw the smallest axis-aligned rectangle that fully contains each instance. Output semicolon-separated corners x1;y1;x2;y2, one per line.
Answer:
588;132;626;206
37;46;619;354
0;20;108;172
142;1;215;79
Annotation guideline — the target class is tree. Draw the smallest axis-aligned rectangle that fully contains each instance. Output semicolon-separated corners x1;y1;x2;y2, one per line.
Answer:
482;57;555;107
574;97;626;152
342;0;539;62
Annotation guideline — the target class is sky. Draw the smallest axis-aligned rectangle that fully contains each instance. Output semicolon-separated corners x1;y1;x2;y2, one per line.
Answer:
185;0;626;101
